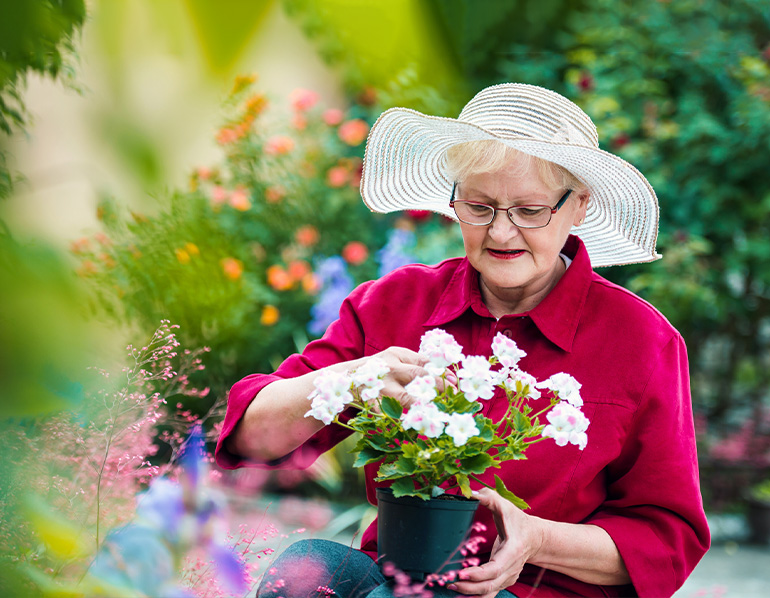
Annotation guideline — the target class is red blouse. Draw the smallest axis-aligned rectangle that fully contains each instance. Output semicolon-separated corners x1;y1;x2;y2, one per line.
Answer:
216;235;710;597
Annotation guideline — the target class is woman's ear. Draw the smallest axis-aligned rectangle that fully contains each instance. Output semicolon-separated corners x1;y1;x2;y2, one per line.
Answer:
573;190;590;226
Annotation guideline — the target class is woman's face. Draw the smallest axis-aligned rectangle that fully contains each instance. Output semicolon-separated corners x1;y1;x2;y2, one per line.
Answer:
456;157;588;316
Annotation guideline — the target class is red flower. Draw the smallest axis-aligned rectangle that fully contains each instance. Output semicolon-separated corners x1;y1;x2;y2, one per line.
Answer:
323;108;344;126
326;166;349;188
342;241;369;265
338;119;369;146
611;133;631;149
578;72;594;92
406;210;432;222
295;225;319;247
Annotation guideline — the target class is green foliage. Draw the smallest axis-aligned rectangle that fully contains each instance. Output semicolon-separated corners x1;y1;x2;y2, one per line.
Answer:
73;80;399;402
0;0;86;198
491;0;770;423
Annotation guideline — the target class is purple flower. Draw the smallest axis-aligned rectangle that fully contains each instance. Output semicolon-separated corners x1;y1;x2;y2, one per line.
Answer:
135;477;185;541
377;229;416;277
209;542;248;595
308;256;354;336
179;423;205;488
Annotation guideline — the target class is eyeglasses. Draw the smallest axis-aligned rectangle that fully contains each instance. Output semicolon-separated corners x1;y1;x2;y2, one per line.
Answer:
449;182;573;229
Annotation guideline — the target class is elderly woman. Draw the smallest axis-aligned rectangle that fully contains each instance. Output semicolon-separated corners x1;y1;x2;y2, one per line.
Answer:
215;84;710;598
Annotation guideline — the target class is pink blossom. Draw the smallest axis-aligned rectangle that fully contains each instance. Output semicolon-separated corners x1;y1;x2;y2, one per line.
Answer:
537;372;583;407
265;135;295;155
338;119;369;146
444;413;479;446
323;108;344;126
543;403;590;449
491;332;527;368
289;88;320;112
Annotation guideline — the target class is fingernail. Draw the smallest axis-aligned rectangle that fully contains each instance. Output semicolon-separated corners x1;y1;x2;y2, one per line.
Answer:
447;584;457;591
471;490;479;495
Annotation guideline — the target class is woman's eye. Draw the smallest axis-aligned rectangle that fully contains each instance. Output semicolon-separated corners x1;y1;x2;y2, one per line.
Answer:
518;207;546;217
468;203;491;214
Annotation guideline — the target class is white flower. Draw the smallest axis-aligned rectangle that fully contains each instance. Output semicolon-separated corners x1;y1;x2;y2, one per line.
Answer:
305;391;345;426
491;333;527;368
542;403;590;450
457;356;495;401
404;375;437;404
304;370;355;424
419;328;465;375
312;369;354;403
504;369;541;400
350;358;389;402
444;413;480;447
536;372;583;407
350;357;390;388
401;403;447;438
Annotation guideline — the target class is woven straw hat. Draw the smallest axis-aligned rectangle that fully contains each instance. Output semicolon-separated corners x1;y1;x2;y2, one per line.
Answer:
360;83;660;267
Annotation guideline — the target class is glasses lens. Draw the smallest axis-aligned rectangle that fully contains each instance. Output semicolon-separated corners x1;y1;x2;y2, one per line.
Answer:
509;206;552;228
454;201;493;224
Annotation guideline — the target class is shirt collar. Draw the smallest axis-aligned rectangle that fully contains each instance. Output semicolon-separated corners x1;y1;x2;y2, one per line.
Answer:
424;235;592;353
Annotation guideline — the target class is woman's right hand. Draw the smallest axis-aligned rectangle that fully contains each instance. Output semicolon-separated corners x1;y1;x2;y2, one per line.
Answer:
364;347;455;409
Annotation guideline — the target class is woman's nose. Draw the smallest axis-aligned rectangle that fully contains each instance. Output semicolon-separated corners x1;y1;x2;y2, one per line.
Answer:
487;211;520;242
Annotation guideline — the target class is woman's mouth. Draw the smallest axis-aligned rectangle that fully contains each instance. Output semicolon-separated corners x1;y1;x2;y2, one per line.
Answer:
486;248;525;260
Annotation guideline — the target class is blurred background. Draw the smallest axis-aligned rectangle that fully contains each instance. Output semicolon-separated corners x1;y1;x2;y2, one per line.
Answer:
1;0;769;596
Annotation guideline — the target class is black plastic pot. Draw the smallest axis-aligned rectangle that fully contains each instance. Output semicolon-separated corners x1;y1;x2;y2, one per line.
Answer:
376;487;480;581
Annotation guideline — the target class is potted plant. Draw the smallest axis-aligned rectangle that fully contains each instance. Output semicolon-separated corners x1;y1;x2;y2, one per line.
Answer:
305;329;589;579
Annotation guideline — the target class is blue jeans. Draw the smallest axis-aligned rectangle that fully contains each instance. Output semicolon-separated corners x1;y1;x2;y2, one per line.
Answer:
256;539;517;598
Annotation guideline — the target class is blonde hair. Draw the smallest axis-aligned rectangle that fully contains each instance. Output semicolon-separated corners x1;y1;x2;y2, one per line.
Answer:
445;140;587;193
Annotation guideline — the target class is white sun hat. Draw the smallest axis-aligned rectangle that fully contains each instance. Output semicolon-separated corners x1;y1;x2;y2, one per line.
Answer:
360;83;661;267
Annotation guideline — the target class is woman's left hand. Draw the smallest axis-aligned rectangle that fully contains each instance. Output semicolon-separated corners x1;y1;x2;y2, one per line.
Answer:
448;487;544;598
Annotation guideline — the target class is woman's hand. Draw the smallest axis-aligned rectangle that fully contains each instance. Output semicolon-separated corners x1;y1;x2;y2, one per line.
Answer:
448;487;544;598
367;347;454;409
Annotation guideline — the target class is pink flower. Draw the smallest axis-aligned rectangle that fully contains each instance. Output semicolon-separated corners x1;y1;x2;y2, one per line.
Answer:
322;108;344;126
210;186;229;205
289;88;320;112
326;166;349;188
228;188;251;211
265;135;295;155
338;119;369;146
492;333;527;368
543;403;589;450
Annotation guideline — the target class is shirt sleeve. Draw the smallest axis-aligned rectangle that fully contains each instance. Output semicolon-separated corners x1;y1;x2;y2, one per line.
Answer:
214;281;375;471
586;333;711;597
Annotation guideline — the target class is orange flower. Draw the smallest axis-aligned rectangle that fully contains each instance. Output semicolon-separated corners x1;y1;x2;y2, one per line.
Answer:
342;241;369;265
70;237;91;255
265;135;295;155
221;257;244;280
295;225;319;247
197;166;213;180
289;88;320;112
76;260;98;277
265;185;286;203
326;166;349;188
176;248;191;264
302;272;320;294
94;232;112;246
292;113;308;131
216;127;241;145
260;305;280;326
244;93;268;117
322;108;344;126
98;252;116;268
287;260;311;281
338;119;369;146
229;188;252;211
267;265;294;291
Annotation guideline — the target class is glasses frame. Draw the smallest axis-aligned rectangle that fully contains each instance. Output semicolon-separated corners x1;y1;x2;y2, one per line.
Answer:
449;182;573;229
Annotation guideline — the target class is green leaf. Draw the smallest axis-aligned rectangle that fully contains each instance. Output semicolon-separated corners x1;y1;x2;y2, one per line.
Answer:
513;410;531;433
380;395;403;420
390;477;418;498
459;453;495;474
353;445;384;468
394;455;417;475
494;475;530;510
457;474;472;498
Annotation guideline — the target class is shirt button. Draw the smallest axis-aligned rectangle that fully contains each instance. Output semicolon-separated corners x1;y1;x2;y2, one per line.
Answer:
502;329;513;338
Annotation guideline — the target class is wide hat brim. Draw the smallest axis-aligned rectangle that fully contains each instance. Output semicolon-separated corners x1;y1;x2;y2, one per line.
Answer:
360;84;661;268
